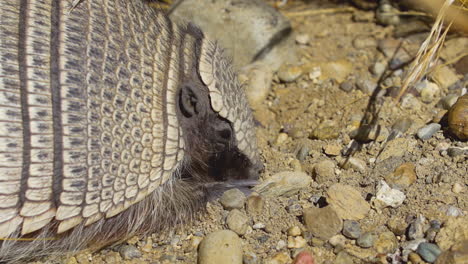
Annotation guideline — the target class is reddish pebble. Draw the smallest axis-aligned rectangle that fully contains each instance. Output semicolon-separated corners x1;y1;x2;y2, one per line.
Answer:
292;251;315;264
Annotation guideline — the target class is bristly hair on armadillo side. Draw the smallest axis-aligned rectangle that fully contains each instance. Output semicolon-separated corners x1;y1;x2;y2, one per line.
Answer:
0;0;260;262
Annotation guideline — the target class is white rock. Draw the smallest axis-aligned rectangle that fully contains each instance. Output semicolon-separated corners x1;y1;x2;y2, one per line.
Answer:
373;180;406;208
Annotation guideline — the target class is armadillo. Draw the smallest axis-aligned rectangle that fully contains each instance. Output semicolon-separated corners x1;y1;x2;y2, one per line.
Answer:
0;0;260;261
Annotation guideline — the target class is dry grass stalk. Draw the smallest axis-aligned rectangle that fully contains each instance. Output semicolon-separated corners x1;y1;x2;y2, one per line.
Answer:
283;7;356;18
396;0;457;102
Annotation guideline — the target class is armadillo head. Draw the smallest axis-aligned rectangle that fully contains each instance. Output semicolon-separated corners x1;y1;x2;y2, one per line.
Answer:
176;26;261;187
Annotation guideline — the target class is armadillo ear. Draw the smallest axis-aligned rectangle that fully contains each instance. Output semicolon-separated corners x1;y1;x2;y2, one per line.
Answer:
179;84;199;118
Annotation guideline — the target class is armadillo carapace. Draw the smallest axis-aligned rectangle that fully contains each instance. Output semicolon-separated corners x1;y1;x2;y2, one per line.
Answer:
0;0;259;261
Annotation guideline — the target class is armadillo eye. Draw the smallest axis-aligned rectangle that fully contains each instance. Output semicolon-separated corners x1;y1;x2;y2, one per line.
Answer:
179;84;198;118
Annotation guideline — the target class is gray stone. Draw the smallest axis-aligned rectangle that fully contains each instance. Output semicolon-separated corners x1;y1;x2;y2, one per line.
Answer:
339;81;355;92
408;215;428;240
439;94;459;110
357;232;377;248
417;123;441;140
342;220;361;239
226;209;249;236
416;243;441;263
118;245;142;260
198;230;243;264
219;188;246;210
445;205;463;217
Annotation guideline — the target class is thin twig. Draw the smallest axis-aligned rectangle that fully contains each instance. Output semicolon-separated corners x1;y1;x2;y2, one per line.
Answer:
283;7;356;17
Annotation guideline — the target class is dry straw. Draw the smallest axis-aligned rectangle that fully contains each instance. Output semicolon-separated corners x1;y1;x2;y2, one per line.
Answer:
396;0;467;101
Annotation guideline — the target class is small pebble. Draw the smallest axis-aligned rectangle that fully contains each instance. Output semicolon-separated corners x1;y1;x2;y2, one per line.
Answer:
246;194;264;215
303;206;343;240
278;64;303;83
287;236;307;248
296;144;310;161
288;226;302;237
311;237;325;247
118;245;142;260
373;180;406;208
219;188;246;210
416;243;441;263
370;62;386;76
356;79;377;94
295;34;310;45
267;252;292;264
401;94;422;111
243;252;258;264
408;214;428;240
357;232;377;248
417;123;441;140
431;66;459;89
385;162;417;189
276;240;287;250
342;157;367;173
387;217;407;236
287;203;303;216
415;81;440;103
452;183;464;193
313;160;335;183
198;230;243;264
408;252;423;263
339;81;354;92
324;144;341;156
342;220;361;239
329;234;347;247
425;227;438;242
253;222;266;229
310;122;340;140
439;94;459;110
226;209;249;236
308;67;321;81
374;231;398;254
326;183;370;220
276;132;289;145
445;205;463;217
254;171;311;197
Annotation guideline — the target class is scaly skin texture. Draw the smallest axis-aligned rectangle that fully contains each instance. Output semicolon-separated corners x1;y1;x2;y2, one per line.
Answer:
0;0;259;262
